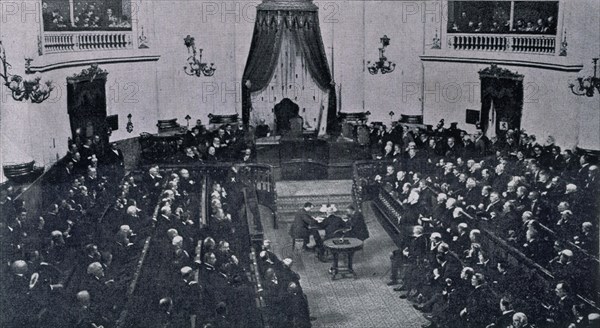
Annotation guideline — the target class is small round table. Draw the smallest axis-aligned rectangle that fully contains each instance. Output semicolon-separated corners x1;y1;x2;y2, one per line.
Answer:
323;237;364;280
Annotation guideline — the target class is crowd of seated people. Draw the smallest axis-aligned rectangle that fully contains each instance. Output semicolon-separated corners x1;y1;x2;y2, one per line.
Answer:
73;3;131;29
257;240;312;328
43;1;131;30
0;131;277;327
365;120;598;327
120;152;282;327
171;122;254;165
0;137;151;327
449;11;556;34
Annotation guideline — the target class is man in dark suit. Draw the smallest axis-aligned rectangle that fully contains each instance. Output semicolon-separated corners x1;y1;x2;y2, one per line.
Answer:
522;229;553;265
57;161;75;185
199;252;228;307
445;137;462;161
389;225;428;287
576;155;592;184
474;131;489;157
142;165;162;199
278;258;302;291
184;127;201;147
547;282;577;326
255;119;271;138
289;202;325;260
345;204;370;241
479;192;503;220
460;273;497;328
319;204;345;240
172;266;202;319
452;222;471;256
485;296;516;328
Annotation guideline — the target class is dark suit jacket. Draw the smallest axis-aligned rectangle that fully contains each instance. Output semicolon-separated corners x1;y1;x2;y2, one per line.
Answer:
321;215;345;240
289;209;317;239
104;148;124;167
406;234;429;263
465;284;497;326
493;310;515;328
349;211;370;241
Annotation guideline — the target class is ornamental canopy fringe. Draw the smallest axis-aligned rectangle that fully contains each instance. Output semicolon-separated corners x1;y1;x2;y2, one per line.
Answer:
257;0;318;12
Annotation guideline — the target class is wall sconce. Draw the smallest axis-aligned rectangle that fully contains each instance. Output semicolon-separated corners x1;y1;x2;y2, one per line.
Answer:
183;35;215;77
0;41;54;103
569;58;600;97
126;113;134;133
367;35;396;75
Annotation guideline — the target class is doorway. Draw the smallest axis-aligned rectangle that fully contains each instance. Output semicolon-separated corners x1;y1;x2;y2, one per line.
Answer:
479;65;524;140
67;73;109;148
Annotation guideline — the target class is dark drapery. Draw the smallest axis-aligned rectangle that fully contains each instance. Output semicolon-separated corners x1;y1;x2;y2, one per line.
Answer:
242;9;336;133
479;66;524;139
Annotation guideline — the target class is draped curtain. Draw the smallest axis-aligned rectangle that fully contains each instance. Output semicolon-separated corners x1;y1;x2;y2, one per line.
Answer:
242;9;336;135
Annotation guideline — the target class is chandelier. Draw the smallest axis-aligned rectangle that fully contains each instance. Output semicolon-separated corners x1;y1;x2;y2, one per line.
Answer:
183;35;215;77
569;58;600;97
0;41;54;103
367;35;396;75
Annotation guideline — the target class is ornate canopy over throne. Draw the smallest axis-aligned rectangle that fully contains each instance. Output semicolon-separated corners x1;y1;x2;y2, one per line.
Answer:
241;0;336;137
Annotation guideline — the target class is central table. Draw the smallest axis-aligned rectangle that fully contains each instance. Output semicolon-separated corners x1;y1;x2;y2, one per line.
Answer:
323;237;364;280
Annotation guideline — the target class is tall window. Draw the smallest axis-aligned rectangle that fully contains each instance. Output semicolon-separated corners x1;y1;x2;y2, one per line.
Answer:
42;0;132;31
447;1;558;35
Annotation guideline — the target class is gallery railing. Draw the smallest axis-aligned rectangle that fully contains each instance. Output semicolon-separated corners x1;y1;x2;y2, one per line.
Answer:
43;30;133;54
447;33;556;54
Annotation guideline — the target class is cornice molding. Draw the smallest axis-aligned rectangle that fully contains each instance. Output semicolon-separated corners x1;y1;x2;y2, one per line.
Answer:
420;55;583;73
27;54;161;73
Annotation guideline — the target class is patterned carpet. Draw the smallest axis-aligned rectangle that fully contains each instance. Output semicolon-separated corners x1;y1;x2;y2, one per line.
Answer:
260;202;429;328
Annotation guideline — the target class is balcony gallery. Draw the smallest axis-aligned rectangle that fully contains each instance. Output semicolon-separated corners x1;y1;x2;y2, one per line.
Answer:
446;0;559;55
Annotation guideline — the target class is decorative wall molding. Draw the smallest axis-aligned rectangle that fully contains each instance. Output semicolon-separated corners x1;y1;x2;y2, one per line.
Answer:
479;64;524;81
27;54;160;73
420;55;583;73
67;64;108;83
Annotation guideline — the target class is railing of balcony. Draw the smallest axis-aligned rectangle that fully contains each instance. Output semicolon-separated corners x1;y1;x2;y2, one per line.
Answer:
43;30;133;54
448;33;556;55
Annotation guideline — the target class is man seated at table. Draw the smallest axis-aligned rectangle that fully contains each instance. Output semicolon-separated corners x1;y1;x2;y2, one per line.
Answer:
318;204;345;240
289;202;326;261
319;204;370;242
345;205;370;241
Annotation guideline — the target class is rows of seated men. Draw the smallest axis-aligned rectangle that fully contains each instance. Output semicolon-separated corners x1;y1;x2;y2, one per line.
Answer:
366;123;599;327
126;165;263;328
0;139;166;327
172;122;254;164
256;239;312;328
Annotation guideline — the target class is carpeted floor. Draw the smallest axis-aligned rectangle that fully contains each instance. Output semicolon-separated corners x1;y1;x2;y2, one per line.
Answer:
260;202;429;328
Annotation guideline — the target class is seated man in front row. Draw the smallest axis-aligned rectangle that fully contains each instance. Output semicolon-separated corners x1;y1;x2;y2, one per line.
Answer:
289;202;327;262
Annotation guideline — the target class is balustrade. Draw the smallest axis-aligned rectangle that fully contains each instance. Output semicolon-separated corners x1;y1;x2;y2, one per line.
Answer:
448;33;556;55
43;31;133;54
